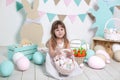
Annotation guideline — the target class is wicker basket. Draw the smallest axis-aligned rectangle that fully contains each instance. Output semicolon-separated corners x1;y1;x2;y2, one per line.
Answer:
70;39;88;65
75;57;85;65
104;18;120;41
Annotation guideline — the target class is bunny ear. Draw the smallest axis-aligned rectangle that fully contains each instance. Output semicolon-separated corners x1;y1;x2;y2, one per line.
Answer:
21;0;31;13
33;0;39;11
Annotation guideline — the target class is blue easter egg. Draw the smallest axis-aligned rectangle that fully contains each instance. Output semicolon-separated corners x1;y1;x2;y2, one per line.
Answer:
0;60;14;77
84;49;95;62
33;52;45;65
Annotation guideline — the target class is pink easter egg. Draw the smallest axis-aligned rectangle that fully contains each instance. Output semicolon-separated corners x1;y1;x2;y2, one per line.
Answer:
88;56;105;69
16;57;30;71
13;52;24;63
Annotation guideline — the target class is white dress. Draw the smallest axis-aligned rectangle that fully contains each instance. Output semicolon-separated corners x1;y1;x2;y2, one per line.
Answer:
45;42;83;80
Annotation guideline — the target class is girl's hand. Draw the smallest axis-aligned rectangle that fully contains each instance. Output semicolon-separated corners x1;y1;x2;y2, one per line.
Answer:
55;48;61;55
62;49;73;58
66;49;73;56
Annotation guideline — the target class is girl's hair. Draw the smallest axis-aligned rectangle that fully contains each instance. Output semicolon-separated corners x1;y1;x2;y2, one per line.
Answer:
48;20;69;50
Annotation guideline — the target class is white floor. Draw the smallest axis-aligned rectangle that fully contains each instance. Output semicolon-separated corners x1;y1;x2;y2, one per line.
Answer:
0;46;120;80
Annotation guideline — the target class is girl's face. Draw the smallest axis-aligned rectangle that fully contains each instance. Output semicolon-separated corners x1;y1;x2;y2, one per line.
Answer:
54;25;65;39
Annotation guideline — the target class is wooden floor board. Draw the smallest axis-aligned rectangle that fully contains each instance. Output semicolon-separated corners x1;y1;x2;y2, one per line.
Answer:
35;64;49;80
0;77;8;80
83;65;102;80
65;72;88;80
94;68;114;80
110;60;120;73
7;69;22;80
104;64;120;80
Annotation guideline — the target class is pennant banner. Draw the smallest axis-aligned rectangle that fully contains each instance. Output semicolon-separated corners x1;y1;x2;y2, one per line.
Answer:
38;11;87;23
54;0;60;5
8;0;91;8
78;14;86;22
14;0;92;11
13;0;88;23
116;6;120;9
16;1;23;11
64;0;72;6
68;15;77;23
84;0;91;5
44;0;48;3
109;7;114;14
87;13;95;21
6;0;14;6
74;0;82;6
39;11;46;17
58;15;66;21
47;13;56;22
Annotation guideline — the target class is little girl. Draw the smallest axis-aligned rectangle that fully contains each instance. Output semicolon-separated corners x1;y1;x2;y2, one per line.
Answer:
45;20;82;80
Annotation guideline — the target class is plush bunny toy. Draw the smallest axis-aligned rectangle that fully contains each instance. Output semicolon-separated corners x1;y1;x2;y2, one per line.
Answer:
20;0;44;47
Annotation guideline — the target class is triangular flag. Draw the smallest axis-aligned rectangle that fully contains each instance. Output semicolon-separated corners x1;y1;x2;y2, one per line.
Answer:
109;7;114;14
116;6;120;9
87;13;95;21
54;0;60;5
78;14;86;22
64;0;72;6
44;0;48;3
16;1;23;11
58;15;66;21
74;0;81;6
68;15;77;23
47;13;56;22
6;0;14;6
38;11;46;17
84;0;90;5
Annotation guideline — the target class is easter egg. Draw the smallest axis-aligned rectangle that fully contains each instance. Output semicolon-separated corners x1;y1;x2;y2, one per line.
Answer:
84;49;95;62
114;50;120;62
88;56;105;69
16;57;30;71
33;52;45;65
13;52;24;63
0;60;14;77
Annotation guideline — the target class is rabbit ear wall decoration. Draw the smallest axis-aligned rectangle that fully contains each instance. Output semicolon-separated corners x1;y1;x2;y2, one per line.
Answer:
20;0;44;47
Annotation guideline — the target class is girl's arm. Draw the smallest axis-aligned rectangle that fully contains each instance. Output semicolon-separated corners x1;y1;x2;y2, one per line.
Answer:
66;42;74;57
48;40;60;58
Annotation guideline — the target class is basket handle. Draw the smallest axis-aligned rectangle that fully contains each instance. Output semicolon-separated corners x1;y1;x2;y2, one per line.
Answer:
70;39;88;50
104;18;120;30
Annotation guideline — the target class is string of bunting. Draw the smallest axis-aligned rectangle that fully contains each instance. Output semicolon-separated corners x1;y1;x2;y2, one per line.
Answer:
6;0;120;22
15;0;88;22
6;0;91;7
15;1;88;22
39;11;87;22
43;0;90;6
